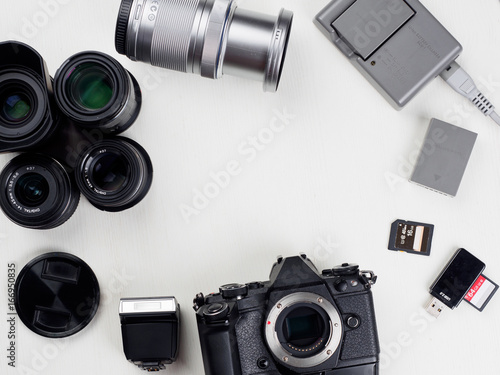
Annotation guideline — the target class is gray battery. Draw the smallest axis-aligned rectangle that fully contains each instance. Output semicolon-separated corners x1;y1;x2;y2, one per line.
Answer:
410;118;477;197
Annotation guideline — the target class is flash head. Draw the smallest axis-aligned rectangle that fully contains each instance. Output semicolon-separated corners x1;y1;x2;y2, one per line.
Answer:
119;297;180;371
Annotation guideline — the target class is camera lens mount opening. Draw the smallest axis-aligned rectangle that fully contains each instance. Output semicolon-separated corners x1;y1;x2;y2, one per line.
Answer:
265;292;342;368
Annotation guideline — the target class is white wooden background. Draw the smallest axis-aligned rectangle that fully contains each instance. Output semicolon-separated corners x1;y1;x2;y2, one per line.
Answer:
1;1;499;374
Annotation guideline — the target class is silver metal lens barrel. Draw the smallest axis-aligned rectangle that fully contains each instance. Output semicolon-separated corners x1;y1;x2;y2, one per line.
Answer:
116;0;293;92
223;8;293;92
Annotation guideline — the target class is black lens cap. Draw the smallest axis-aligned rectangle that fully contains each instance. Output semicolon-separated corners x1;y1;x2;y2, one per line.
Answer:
14;252;100;338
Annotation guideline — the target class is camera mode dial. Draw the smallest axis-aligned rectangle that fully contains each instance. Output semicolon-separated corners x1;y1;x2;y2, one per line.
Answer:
220;284;248;299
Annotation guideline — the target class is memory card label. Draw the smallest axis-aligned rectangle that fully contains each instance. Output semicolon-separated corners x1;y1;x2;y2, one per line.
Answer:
465;274;498;312
388;220;434;256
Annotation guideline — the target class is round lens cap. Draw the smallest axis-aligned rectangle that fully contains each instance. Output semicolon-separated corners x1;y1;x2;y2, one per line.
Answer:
14;252;100;338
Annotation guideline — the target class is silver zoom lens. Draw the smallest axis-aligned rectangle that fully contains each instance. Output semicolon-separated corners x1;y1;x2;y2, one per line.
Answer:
115;0;293;92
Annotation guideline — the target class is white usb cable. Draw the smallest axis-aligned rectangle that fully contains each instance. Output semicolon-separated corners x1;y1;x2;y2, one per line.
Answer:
440;61;500;126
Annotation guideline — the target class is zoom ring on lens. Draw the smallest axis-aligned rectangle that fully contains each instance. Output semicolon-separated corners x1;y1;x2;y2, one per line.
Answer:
150;0;201;72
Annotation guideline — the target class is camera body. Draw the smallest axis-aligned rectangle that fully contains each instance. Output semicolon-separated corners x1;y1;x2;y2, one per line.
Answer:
194;254;380;375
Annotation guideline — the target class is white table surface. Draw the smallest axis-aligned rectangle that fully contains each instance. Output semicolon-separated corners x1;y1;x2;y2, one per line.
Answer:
1;1;500;374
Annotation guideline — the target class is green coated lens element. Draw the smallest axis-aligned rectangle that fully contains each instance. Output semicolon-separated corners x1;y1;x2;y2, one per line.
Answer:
67;63;114;111
91;153;129;192
15;173;50;208
1;94;32;122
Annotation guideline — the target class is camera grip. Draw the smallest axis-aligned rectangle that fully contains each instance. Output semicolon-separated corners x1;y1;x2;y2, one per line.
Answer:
197;320;242;375
335;293;380;361
235;310;280;375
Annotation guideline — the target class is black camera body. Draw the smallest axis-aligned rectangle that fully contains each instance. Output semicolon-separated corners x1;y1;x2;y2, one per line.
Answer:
194;255;380;375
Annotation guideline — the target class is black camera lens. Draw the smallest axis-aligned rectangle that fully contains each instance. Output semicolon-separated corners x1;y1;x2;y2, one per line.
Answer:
75;137;152;212
0;41;58;153
91;153;129;192
1;92;32;123
66;63;114;111
54;52;141;134
278;304;330;358
14;173;50;207
0;154;80;229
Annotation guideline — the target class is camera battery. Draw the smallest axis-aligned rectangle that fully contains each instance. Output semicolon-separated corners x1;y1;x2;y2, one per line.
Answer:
388;219;434;256
410;119;477;197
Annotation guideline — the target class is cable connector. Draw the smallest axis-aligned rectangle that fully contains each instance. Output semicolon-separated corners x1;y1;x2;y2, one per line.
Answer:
440;61;500;126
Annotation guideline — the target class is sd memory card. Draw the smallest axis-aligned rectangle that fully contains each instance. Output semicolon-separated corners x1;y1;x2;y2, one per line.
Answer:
388;219;434;256
465;274;499;312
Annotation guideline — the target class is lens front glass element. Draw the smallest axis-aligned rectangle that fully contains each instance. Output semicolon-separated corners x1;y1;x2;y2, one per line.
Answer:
0;92;32;123
66;63;114;111
14;173;50;207
91;152;129;192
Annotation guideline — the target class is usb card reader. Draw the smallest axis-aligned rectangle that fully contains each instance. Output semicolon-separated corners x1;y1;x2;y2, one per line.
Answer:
426;249;485;318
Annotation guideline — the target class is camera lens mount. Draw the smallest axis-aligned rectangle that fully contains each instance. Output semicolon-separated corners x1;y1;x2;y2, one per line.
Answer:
265;292;342;368
54;51;141;134
0;154;80;229
75;137;153;212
